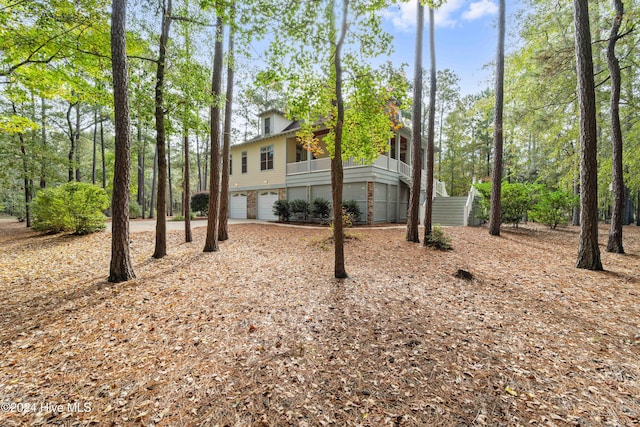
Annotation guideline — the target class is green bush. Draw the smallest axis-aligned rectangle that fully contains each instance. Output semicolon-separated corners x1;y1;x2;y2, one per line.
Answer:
473;181;535;226
273;199;291;222
289;199;310;221
129;200;142;219
311;198;331;221
191;192;209;215
530;188;577;229
342;200;361;223
425;225;453;250
32;182;109;234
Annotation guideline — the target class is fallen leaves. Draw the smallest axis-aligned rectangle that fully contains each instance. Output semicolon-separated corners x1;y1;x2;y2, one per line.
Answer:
0;220;639;425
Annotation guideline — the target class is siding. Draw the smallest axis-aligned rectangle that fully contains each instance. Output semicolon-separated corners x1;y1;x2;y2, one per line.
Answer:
229;137;286;189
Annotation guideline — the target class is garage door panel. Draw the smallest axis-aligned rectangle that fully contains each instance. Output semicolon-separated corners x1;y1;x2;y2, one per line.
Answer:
230;193;247;219
258;191;279;220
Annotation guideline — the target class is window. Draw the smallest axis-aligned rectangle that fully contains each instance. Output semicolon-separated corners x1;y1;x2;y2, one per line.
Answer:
264;117;271;135
260;145;274;171
229;154;232;175
241;151;247;174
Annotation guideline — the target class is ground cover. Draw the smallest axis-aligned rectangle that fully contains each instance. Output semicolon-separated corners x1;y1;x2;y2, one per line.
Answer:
0;219;639;426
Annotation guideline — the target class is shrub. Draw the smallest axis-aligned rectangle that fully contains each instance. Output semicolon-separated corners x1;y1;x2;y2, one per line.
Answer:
424;225;453;250
129;200;142;219
342;200;361;223
32;182;109;234
289;199;310;222
530;188;577;229
473;181;535;226
190;192;209;216
273;199;291;222
311;198;331;221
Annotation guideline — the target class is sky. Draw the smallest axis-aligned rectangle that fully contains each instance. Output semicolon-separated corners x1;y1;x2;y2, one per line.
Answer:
380;0;524;95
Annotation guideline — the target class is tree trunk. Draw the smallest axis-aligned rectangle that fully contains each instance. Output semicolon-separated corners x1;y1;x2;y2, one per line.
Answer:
423;6;436;243
196;131;203;192
573;0;603;270
153;0;172;259
92;108;98;185
67;102;76;182
330;0;348;278
40;97;47;189
75;104;81;182
572;178;580;226
168;139;174;217
489;0;505;236
605;0;624;254
406;0;424;243
184;130;192;242
219;11;235;242
108;0;136;283
137;113;145;214
204;15;224;253
150;145;158;219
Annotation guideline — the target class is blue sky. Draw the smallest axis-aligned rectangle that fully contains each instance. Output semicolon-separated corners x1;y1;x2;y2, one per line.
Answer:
381;0;524;95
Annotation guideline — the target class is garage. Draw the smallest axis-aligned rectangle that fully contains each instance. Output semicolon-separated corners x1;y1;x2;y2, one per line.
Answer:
230;192;247;219
258;191;279;220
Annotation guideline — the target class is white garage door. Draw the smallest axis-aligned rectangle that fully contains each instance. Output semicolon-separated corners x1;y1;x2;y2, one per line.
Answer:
258;191;279;220
230;192;247;219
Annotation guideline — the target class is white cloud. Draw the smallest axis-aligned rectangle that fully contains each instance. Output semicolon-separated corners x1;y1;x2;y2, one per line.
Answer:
383;0;467;32
462;0;498;21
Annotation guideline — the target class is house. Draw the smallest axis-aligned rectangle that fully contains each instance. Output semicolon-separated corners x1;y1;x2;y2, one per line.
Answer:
228;109;449;224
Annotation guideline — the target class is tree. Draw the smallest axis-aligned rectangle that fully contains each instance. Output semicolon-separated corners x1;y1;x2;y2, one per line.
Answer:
153;0;173;259
573;0;602;271
422;6;436;243
219;6;235;242
406;0;424;243
489;0;505;236
203;14;224;253
605;0;624;254
108;0;136;282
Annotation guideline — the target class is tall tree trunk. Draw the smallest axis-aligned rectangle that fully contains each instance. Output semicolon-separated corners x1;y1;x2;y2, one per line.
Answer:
153;0;172;259
137;113;144;209
92;108;98;185
184;130;192;242
108;0;136;283
168;140;174;216
489;0;505;236
75;104;81;182
406;0;424;243
573;0;603;270
100;119;106;189
330;0;348;278
423;6;436;243
40;97;47;189
13;104;32;227
605;0;624;254
150;145;158;219
203;15;224;253
203;135;209;191
219;10;235;242
572;179;580;226
196;131;203;192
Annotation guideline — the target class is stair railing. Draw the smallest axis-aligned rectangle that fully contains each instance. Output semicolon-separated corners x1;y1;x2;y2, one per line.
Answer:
463;185;479;227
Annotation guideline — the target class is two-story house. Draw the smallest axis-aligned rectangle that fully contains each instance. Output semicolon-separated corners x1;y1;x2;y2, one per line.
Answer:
228;109;448;224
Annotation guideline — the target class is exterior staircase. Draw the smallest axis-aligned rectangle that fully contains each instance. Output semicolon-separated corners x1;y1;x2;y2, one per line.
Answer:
431;196;469;226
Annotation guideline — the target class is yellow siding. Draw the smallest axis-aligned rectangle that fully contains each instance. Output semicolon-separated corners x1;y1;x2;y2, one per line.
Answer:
229;136;287;188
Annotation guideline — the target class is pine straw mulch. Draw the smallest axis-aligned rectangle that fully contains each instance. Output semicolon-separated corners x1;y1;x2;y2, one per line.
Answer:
0;219;639;427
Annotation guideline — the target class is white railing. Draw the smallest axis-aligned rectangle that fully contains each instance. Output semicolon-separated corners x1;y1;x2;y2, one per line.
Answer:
398;160;411;178
287;161;309;174
310;157;331;172
463;185;479;227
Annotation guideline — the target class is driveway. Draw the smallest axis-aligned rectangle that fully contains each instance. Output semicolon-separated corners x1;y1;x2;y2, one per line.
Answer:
107;218;265;233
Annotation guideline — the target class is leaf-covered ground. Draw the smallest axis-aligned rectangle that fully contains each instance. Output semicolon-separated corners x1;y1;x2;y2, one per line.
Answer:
0;218;639;426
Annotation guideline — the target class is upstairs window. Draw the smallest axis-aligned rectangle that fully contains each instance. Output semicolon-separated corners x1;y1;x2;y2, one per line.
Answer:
264;117;271;135
260;145;274;171
241;151;247;174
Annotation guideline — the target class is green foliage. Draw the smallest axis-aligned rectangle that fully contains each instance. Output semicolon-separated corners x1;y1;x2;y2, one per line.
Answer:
32;182;109;234
424;226;453;251
474;181;536;226
129;200;142;219
171;212;195;221
311;198;331;221
530;188;578;229
289;199;310;221
342;200;361;223
272;199;291;222
190;192;209;215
